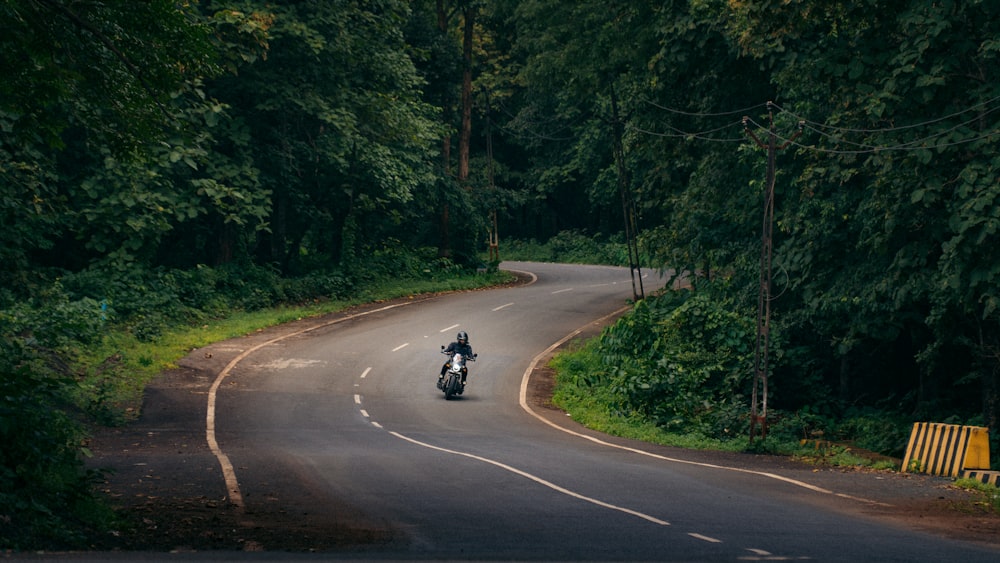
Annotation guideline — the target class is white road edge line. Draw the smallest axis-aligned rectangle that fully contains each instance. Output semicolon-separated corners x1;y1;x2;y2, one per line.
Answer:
388;430;669;526
205;300;417;510
503;269;537;286
551;288;574;294
517;306;891;508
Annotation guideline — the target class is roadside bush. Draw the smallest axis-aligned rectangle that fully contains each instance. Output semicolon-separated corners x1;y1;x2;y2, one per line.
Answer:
0;337;110;549
213;262;284;311
548;230;605;264
500;238;551;262
834;409;911;457
281;271;355;303
766;405;837;444
596;288;756;439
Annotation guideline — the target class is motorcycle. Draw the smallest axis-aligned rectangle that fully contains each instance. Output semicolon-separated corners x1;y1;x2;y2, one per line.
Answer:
437;347;476;400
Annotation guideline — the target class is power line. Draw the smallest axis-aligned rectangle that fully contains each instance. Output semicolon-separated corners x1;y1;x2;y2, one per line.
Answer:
741;114;1000;155
770;96;1000;134
641;98;768;118
640;97;1000;154
493;92;1000;154
628;120;747;143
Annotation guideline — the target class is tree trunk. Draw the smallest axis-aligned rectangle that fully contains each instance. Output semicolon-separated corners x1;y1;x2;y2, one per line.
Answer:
256;190;288;271
839;355;850;404
213;220;235;266
458;5;473;184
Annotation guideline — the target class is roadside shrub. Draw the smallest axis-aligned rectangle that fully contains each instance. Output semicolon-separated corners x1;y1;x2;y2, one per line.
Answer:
766;405;836;444
597;288;756;439
499;238;550;262
0;282;108;352
0;337;109;549
60;264;190;339
213;262;283;311
834;409;911;457
548;230;603;263
281;271;355;303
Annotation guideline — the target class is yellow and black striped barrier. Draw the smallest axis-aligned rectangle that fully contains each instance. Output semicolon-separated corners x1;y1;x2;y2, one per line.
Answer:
963;469;1000;486
901;422;990;477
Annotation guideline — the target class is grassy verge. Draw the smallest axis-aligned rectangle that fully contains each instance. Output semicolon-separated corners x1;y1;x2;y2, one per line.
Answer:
549;340;748;454
549;340;902;470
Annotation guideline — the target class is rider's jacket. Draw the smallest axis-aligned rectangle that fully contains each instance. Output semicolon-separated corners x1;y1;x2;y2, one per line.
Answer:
443;341;473;359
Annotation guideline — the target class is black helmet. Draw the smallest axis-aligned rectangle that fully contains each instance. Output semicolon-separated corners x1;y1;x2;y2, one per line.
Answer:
457;331;469;344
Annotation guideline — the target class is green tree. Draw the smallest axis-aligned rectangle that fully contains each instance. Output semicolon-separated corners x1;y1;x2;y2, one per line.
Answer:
0;0;224;293
207;0;441;272
0;1;249;545
729;0;1000;425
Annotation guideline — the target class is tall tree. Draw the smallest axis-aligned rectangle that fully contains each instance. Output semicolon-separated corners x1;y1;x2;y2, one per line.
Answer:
207;0;440;272
0;0;223;289
728;0;1000;424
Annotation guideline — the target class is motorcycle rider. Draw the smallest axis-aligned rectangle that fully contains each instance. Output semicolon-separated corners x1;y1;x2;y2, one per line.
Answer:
439;330;474;386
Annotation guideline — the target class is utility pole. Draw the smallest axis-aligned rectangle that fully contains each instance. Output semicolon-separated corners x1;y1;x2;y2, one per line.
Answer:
610;82;644;301
486;92;499;264
743;102;802;441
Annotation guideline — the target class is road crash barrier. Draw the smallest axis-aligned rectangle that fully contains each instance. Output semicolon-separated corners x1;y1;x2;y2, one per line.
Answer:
901;422;990;477
962;469;1000;487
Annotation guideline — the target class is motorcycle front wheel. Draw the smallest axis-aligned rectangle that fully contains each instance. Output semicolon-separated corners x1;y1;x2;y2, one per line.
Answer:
443;374;459;400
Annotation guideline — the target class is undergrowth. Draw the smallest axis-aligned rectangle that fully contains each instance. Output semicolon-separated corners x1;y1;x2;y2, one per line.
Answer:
953;478;1000;513
548;307;924;471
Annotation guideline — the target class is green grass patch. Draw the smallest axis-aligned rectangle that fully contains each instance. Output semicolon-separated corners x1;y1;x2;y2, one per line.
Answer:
953;478;1000;513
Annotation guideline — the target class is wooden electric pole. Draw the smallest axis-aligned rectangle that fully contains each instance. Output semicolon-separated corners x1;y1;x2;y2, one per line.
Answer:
743;102;802;441
610;83;644;302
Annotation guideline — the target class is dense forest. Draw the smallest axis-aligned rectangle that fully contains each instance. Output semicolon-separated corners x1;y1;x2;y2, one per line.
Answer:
3;0;1000;547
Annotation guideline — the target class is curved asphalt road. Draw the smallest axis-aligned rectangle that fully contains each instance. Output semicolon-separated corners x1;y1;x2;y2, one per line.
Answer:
211;262;999;561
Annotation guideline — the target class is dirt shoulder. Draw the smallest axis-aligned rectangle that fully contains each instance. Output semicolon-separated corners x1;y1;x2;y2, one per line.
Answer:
76;276;1000;553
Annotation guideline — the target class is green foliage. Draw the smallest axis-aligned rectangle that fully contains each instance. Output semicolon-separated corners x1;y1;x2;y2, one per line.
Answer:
551;338;749;452
0;335;113;549
550;285;761;444
953;478;1000;513
501;230;639;267
553;290;918;462
599;289;756;438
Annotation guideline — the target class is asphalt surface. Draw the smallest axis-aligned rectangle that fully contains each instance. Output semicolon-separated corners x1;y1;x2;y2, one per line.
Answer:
47;262;1000;561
